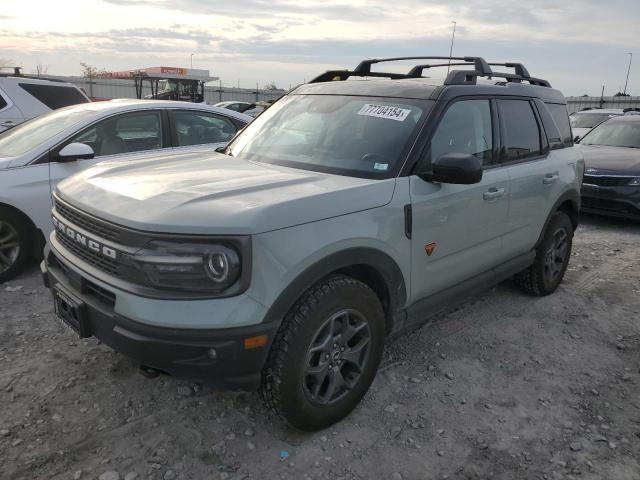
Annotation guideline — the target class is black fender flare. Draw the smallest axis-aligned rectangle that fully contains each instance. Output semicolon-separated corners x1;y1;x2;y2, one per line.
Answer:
261;247;407;327
536;189;580;247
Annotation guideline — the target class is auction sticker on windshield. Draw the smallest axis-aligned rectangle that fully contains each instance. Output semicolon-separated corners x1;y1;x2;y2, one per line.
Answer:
358;104;411;122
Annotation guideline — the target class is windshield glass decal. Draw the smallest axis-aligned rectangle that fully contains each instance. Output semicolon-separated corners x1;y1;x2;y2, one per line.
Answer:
357;104;411;122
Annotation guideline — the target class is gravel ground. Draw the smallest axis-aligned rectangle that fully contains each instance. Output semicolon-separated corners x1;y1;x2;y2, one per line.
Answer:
1;214;639;480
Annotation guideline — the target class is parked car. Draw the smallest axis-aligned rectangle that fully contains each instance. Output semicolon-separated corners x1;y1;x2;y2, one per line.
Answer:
215;101;265;117
0;99;251;282
0;69;90;133
578;115;640;220
569;108;624;141
42;56;583;430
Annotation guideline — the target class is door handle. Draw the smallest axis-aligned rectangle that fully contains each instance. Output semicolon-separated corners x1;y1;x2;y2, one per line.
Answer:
483;187;505;201
543;173;559;185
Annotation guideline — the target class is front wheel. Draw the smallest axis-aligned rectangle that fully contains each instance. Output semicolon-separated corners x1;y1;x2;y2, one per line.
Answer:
0;209;31;283
260;275;385;431
513;211;573;296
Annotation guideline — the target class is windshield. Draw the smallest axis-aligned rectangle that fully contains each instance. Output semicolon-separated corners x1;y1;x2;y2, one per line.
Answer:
580;120;640;148
570;112;620;129
228;94;429;178
0;107;96;157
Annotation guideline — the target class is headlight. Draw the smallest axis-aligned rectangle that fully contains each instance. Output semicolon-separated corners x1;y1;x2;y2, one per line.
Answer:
123;240;243;293
629;177;640;186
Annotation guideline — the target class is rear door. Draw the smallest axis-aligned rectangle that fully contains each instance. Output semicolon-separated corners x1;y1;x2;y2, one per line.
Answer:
409;98;510;301
168;109;241;152
498;99;565;257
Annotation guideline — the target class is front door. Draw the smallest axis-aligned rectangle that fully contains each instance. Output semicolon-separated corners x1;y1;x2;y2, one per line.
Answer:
48;110;165;199
409;98;510;302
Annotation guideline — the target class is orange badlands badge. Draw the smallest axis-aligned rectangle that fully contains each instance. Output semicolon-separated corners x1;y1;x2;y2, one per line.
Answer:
424;242;437;256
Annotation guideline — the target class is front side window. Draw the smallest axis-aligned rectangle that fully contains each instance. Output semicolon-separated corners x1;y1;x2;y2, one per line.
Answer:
580;120;640;148
19;83;88;109
228;94;429;178
430;99;493;165
67;111;163;157
172;110;238;146
499;100;542;161
0;91;8;110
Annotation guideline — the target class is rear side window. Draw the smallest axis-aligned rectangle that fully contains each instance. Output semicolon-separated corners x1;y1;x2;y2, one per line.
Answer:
547;103;573;147
171;110;238;146
18;83;88;110
0;92;7;110
499;100;541;161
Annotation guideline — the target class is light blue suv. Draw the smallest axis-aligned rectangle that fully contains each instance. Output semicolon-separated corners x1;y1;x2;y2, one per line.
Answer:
42;56;584;431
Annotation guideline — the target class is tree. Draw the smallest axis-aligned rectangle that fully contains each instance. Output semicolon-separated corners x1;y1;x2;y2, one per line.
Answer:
80;62;107;78
263;81;278;91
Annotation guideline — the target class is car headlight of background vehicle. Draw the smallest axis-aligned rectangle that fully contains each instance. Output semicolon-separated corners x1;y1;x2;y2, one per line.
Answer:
629;177;640;186
121;238;249;295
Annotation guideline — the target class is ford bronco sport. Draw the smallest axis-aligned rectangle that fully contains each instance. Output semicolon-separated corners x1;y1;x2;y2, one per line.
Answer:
42;56;584;431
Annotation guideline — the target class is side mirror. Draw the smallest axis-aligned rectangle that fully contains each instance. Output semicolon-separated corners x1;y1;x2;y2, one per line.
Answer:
423;152;483;185
58;143;95;162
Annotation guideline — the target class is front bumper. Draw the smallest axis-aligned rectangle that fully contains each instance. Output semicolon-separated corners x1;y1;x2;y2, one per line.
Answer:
42;247;277;390
581;184;640;220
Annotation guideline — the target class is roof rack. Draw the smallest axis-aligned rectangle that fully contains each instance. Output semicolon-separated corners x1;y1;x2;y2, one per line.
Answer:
309;56;551;87
0;66;66;83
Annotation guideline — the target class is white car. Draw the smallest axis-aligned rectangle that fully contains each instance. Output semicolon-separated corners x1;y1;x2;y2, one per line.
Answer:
569;108;624;140
0;99;252;282
0;71;90;132
214;101;265;117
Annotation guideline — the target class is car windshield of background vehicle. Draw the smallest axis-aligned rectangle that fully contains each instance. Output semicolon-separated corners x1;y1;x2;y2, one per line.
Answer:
0;108;96;157
580;121;640;149
570;112;620;129
228;94;429;178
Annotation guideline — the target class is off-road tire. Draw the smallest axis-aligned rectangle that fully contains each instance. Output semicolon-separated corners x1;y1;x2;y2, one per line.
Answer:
0;208;32;284
260;274;385;431
514;211;573;296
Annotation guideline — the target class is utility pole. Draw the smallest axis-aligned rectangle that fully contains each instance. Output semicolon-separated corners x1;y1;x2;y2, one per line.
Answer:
600;85;605;108
256;82;259;102
447;21;457;74
623;52;633;95
219;79;222;102
190;53;194;69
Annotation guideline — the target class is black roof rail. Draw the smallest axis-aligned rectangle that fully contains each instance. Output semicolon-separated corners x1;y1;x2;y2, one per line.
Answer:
309;56;550;88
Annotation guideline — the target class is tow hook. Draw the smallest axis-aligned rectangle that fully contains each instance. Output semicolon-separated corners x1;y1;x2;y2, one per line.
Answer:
139;365;164;379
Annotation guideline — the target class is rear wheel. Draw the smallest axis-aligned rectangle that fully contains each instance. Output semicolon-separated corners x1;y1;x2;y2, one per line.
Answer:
0;208;32;284
260;275;385;431
514;211;573;296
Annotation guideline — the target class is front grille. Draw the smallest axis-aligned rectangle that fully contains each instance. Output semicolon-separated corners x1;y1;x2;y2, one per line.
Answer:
54;199;121;242
583;175;630;187
85;281;116;306
57;230;120;277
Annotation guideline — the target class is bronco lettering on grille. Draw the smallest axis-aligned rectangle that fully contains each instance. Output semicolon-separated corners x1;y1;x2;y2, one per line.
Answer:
52;216;117;260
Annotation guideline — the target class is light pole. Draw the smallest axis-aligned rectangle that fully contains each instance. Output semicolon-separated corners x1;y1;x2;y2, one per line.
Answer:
447;21;457;74
190;53;194;69
623;52;633;95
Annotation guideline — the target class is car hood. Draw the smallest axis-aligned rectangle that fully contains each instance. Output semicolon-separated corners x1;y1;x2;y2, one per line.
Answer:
56;152;396;235
576;144;640;174
0;157;12;170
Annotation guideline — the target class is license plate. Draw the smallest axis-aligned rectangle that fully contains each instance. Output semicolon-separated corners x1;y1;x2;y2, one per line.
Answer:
54;286;91;338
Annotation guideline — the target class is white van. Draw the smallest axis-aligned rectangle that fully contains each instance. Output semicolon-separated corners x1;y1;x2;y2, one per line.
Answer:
0;69;90;132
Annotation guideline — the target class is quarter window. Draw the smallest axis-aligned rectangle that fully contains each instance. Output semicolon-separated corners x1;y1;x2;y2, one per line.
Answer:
18;84;88;109
547;103;573;147
430;99;493;165
0;92;7;110
172;110;238;147
499;100;542;161
66;111;163;157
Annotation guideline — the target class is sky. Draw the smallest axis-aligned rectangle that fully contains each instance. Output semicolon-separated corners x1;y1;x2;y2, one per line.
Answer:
1;0;638;96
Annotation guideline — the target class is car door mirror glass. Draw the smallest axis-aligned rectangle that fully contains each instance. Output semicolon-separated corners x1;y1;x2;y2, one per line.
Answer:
423;152;483;185
58;142;95;162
